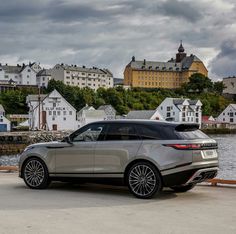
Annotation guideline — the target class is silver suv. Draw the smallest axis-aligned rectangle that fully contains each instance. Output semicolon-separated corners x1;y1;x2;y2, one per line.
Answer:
19;120;219;199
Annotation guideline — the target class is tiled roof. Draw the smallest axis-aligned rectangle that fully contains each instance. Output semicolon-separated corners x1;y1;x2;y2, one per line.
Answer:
57;64;113;76
37;69;51;76
129;54;202;72
126;110;156;119
27;94;47;102
83;110;106;118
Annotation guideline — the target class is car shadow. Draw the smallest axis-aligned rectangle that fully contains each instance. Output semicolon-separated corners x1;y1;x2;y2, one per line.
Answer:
4;181;179;210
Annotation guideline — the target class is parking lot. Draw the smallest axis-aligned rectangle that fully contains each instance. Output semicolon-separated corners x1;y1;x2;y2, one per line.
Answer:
0;172;235;234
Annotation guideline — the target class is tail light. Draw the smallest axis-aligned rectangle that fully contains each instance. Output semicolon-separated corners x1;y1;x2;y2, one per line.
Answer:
163;144;201;150
163;143;218;150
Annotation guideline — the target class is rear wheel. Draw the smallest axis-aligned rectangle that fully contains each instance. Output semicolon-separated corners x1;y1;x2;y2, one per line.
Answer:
170;184;195;193
127;162;162;199
22;158;51;189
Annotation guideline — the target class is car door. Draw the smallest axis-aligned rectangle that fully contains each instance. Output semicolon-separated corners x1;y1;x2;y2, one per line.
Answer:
94;123;142;174
55;123;106;174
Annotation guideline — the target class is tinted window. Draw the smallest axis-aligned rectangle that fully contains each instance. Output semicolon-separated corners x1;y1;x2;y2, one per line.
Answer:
71;123;105;142
175;129;209;139
105;124;139;141
137;124;179;140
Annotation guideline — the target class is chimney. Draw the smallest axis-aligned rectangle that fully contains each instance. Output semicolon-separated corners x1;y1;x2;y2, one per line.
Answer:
143;59;146;65
132;56;135;62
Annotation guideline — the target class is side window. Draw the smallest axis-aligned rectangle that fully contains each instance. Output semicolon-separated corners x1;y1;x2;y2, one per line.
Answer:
72;124;105;142
105;124;139;141
137;124;178;140
137;125;161;140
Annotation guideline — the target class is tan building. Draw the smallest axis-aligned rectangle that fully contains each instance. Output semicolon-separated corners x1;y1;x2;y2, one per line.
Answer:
124;43;208;89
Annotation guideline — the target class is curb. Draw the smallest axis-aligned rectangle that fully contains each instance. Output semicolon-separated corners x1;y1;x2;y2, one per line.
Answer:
0;166;18;172
207;179;236;186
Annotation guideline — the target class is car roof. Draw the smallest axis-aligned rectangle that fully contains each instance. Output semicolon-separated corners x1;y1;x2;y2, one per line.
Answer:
89;119;178;127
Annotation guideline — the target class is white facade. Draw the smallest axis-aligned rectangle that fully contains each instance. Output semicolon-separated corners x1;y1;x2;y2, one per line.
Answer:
51;64;114;90
27;89;79;131
126;109;163;120
98;105;116;120
77;106;106;127
36;69;51;88
157;98;202;125
0;104;11;132
223;76;236;95
217;104;236;124
0;63;37;86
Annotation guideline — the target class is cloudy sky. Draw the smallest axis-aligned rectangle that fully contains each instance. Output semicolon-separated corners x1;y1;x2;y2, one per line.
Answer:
0;0;236;80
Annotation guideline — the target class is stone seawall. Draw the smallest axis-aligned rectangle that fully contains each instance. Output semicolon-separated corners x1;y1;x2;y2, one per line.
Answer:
0;131;72;155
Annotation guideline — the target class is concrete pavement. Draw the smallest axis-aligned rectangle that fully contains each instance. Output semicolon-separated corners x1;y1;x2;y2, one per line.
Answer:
0;173;235;234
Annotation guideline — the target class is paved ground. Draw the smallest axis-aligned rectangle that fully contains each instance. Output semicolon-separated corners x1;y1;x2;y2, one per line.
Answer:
0;173;235;234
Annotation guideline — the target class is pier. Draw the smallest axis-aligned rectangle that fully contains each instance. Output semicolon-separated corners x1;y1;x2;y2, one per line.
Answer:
0;173;235;234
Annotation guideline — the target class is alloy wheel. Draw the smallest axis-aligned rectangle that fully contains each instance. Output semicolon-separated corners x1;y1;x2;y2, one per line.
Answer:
24;159;46;188
128;164;159;198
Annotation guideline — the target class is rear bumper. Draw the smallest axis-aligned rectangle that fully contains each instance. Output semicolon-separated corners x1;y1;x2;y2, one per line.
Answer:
162;167;218;187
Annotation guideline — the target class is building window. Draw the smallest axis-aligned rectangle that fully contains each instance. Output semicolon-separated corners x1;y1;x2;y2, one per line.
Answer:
53;111;56;115
57;111;60;115
52;116;55;121
167;106;171;111
69;111;72;115
167;112;171;117
28;69;31;72
63;111;66;115
53;103;56;108
64;117;66;121
230;118;233;122
49;111;52;115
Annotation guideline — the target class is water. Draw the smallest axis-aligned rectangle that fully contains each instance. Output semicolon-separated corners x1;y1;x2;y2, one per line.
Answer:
0;135;236;180
210;134;236;180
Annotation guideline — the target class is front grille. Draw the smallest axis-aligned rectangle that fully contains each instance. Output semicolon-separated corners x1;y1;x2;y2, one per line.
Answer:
192;170;217;183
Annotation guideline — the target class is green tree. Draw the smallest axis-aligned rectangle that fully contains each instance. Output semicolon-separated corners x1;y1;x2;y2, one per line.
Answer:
183;73;213;93
213;81;226;94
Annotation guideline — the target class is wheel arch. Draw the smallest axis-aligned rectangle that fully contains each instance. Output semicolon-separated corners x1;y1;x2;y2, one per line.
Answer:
124;159;163;185
20;156;48;178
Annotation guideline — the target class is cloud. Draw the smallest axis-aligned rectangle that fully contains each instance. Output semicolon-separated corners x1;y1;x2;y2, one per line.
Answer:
157;0;202;23
210;40;236;77
0;0;235;79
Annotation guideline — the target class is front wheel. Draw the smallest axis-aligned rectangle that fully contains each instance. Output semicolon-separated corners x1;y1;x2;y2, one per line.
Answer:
22;157;51;189
127;162;162;199
170;184;195;193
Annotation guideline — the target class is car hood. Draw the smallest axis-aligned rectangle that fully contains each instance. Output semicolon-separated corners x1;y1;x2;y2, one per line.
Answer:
28;141;70;149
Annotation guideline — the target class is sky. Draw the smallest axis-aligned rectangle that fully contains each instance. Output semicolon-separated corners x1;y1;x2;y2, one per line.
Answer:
0;0;236;80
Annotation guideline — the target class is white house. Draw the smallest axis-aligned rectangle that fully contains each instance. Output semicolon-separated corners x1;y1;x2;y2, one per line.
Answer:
27;89;78;131
157;98;202;125
0;63;38;86
98;105;116;120
0;104;11;132
36;69;51;88
126;109;163;120
217;104;236;124
51;64;114;90
77;105;106;127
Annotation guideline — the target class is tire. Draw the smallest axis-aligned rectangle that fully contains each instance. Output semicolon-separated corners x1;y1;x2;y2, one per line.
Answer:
127;162;162;199
22;157;51;189
170;184;195;193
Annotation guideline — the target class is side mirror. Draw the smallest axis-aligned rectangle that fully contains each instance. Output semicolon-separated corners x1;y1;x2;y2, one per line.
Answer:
64;136;73;144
